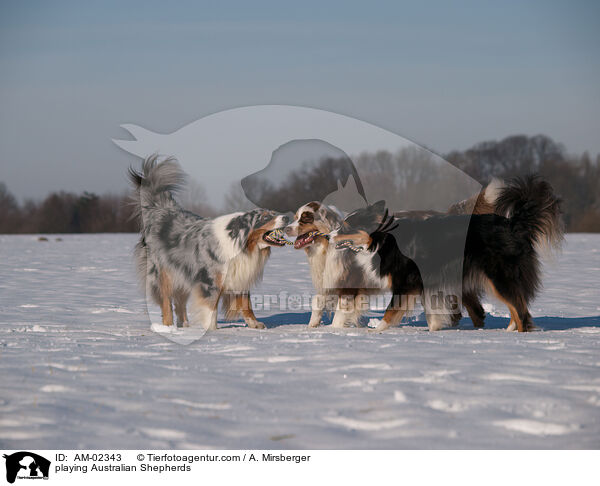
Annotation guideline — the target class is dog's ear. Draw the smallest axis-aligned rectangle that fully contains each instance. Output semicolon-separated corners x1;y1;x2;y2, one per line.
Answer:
314;204;336;230
370;200;387;220
316;204;328;219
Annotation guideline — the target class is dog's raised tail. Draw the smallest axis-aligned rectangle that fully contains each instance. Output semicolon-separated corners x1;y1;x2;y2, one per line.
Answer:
446;178;504;215
496;175;564;257
128;154;186;221
476;178;504;213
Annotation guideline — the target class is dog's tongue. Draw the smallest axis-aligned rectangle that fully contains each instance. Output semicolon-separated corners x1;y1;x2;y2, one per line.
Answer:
294;233;315;249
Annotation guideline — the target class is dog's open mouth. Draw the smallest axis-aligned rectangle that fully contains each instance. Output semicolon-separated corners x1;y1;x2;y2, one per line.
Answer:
263;228;289;246
294;232;317;249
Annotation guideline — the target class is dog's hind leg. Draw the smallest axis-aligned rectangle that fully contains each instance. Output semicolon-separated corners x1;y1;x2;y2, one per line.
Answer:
486;280;530;332
425;312;455;332
463;292;485;328
450;311;463;327
195;305;218;330
507;305;525;332
158;270;174;326
506;309;534;332
174;290;190;327
190;288;218;330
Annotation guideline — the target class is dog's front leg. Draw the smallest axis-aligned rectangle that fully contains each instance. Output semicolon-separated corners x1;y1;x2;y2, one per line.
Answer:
308;294;325;327
238;292;266;329
331;295;354;328
421;287;459;331
370;303;406;332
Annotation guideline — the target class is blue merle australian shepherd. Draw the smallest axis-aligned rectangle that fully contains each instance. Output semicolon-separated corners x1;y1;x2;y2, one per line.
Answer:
129;156;289;330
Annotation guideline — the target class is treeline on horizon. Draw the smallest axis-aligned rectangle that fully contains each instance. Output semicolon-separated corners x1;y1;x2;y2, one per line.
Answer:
1;134;599;234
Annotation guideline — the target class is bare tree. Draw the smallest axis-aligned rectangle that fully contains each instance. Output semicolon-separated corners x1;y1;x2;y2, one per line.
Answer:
0;182;21;233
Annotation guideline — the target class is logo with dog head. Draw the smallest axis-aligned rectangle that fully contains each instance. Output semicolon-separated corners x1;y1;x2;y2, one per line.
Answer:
3;452;50;483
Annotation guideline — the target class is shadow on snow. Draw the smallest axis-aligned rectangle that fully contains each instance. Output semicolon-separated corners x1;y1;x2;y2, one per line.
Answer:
220;312;600;331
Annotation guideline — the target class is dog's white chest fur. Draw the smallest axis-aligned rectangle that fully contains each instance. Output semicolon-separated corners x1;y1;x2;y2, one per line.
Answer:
212;213;271;292
322;246;346;290
306;243;328;292
222;248;270;292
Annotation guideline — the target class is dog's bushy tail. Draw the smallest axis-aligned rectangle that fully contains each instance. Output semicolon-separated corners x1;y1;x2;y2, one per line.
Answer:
495;175;564;257
446;178;504;215
128;154;186;223
474;178;504;214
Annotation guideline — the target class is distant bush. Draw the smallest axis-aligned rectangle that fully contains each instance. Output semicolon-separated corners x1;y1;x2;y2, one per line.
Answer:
0;189;140;234
0;181;217;234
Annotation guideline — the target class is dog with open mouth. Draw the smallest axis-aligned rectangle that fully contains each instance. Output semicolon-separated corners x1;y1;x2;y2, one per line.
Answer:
285;180;503;328
331;176;563;332
285;201;371;328
130;155;289;330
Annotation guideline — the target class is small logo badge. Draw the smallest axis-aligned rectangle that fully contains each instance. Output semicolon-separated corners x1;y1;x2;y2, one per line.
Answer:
3;452;51;484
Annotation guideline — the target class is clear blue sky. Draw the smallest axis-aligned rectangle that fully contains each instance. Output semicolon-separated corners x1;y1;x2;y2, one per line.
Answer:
1;0;599;200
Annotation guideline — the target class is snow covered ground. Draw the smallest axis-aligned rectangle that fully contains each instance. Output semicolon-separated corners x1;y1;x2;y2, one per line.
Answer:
0;233;599;449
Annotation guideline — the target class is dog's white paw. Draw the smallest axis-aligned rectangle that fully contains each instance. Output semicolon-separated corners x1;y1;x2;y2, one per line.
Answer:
248;321;266;329
308;320;321;328
330;322;347;329
367;319;390;332
506;321;517;332
368;318;381;329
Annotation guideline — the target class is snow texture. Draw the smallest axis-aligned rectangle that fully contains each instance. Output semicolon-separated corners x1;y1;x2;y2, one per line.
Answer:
0;233;599;449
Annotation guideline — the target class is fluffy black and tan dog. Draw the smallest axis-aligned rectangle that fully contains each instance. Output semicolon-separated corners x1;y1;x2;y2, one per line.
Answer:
331;176;563;332
129;156;289;330
285;180;503;328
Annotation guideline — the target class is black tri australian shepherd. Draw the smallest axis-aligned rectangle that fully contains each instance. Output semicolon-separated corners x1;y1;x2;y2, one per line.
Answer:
331;176;563;332
285;180;503;329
